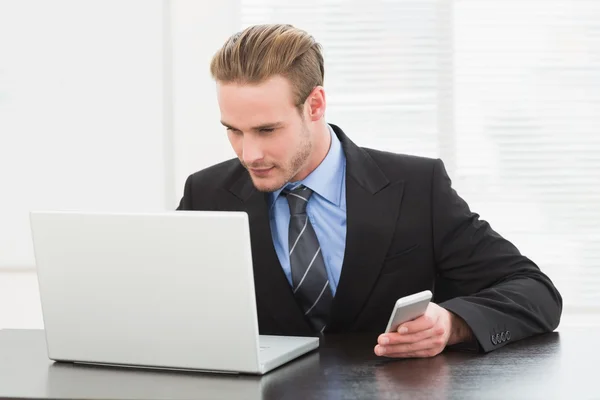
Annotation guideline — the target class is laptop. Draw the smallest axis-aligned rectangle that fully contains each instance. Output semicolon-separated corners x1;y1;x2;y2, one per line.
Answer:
29;210;319;375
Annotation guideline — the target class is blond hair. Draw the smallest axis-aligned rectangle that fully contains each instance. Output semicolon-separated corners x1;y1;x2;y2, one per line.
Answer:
210;24;324;109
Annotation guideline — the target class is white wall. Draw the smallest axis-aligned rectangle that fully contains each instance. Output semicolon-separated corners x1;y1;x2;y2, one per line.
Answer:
0;1;241;270
170;0;239;200
0;271;43;330
0;0;168;269
0;0;242;328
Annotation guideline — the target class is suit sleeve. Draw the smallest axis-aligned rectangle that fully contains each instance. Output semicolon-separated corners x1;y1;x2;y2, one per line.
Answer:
431;159;562;353
176;175;194;210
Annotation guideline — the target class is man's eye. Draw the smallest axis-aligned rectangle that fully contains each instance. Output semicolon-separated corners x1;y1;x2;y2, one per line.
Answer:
260;128;275;133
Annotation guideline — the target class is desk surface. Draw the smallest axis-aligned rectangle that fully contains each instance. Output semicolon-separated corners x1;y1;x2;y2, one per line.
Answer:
0;328;597;400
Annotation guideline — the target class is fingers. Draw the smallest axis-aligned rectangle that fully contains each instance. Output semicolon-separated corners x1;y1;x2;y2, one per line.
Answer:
390;349;442;359
374;303;453;359
374;334;446;357
398;311;437;334
378;325;445;346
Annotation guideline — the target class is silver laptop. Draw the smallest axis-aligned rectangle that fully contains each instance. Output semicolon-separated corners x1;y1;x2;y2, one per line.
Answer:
29;210;319;375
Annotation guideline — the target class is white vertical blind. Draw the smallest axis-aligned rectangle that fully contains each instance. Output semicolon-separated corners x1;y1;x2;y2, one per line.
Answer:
453;0;600;312
240;0;600;311
241;0;452;160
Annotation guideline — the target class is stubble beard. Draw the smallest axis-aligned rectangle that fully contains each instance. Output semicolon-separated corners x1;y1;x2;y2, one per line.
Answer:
249;126;312;193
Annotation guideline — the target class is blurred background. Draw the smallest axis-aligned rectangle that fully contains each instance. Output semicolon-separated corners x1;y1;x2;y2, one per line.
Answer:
1;0;599;329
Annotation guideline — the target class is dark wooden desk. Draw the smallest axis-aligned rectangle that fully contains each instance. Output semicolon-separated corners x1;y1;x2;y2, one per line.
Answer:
0;328;597;399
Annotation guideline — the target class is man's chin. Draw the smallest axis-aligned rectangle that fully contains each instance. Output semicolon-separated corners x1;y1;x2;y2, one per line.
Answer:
249;176;285;193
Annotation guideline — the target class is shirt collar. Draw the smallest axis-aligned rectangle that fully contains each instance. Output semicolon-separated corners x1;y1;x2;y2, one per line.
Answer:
270;124;345;208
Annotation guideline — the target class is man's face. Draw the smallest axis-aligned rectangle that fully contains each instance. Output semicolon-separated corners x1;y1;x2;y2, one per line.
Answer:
217;75;313;192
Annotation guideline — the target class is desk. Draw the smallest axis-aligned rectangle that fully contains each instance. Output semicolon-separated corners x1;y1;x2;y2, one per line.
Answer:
0;329;596;399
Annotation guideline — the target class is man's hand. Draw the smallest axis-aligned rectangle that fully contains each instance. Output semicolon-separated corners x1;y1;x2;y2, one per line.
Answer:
374;302;473;358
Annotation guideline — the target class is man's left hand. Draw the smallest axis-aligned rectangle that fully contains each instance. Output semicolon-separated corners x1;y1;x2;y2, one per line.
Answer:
374;302;472;358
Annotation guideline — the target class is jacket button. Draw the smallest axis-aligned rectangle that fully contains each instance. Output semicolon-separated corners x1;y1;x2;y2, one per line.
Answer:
506;331;511;341
500;332;506;342
495;333;501;344
491;335;498;345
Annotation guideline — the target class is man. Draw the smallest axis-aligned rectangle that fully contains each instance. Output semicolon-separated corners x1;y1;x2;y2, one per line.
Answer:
177;24;562;358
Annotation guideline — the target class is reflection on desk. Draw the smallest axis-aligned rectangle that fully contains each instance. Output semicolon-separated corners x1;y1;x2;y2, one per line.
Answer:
0;329;598;400
45;351;321;400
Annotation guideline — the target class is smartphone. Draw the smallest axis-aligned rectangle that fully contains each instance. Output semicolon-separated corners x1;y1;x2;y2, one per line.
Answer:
384;290;432;333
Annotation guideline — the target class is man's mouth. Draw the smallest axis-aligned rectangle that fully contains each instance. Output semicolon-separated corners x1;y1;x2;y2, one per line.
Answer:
249;166;275;176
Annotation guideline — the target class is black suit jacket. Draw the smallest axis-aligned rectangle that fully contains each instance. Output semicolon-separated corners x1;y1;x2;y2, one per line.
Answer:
177;124;562;353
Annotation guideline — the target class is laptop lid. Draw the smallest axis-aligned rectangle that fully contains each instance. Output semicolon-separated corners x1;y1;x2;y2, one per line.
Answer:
30;211;263;373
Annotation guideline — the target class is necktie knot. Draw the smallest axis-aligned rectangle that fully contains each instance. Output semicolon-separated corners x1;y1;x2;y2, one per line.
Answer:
284;185;313;216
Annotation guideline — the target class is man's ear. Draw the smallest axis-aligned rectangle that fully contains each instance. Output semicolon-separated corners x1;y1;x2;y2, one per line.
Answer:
306;86;326;122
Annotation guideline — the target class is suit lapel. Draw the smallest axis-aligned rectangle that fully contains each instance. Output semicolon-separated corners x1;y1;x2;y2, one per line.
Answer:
228;171;312;334
327;125;405;332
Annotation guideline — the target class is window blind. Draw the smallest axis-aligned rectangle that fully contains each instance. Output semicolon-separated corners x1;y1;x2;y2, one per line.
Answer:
453;0;600;312
240;0;600;312
241;0;451;160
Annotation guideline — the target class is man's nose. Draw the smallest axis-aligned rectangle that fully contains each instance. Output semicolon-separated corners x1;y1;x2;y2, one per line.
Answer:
242;136;264;165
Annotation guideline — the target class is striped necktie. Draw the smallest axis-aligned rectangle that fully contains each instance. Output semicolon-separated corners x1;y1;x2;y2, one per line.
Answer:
284;185;333;333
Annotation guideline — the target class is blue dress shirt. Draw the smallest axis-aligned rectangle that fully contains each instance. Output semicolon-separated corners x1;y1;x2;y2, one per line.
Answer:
268;124;347;295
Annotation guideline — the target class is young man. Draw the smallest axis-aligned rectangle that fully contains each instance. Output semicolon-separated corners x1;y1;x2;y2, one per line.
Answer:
177;24;562;358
